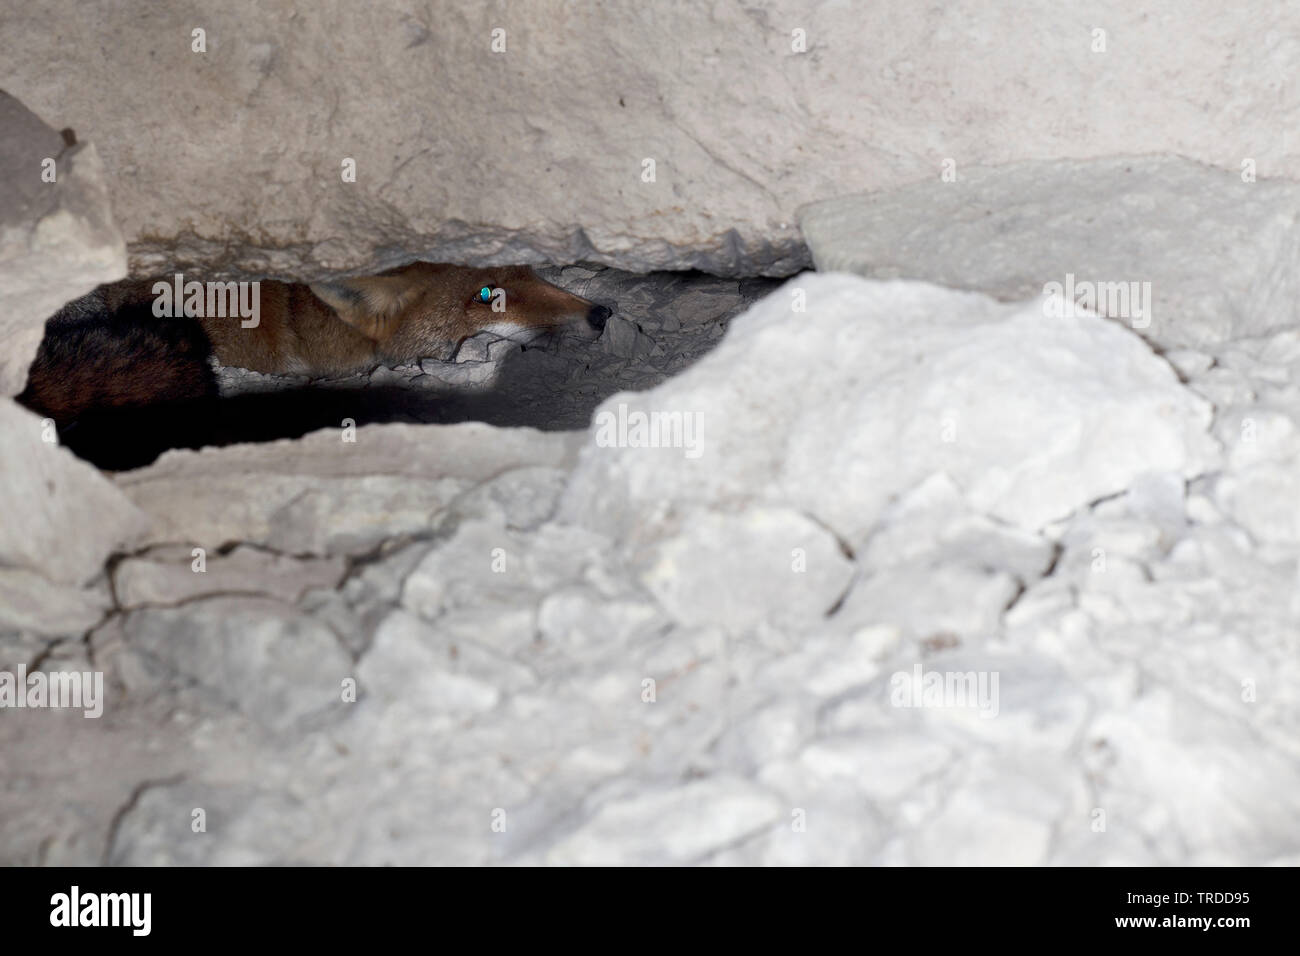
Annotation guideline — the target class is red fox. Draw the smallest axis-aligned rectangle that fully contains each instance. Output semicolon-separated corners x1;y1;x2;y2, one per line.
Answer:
19;261;610;421
16;261;612;469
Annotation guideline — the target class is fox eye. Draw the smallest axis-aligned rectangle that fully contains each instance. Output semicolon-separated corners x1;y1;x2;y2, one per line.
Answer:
477;286;493;303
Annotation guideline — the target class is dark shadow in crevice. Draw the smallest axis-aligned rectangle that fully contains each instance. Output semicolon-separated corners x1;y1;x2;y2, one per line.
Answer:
57;343;612;470
50;269;786;472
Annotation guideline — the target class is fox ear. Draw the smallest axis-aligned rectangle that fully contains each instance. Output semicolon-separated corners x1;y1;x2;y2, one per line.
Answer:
310;276;421;342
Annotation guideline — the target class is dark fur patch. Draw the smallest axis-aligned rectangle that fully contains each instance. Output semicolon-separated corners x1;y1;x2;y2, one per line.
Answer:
16;294;219;469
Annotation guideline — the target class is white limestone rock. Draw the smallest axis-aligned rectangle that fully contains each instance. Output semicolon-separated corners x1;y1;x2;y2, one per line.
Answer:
798;157;1300;350
561;274;1218;546
635;507;855;632
357;609;504;715
110;597;354;731
544;777;784;865
0;91;125;396
113;545;346;609
0;399;148;586
10;5;1294;278
114;423;583;553
1211;402;1300;545
0;568;111;635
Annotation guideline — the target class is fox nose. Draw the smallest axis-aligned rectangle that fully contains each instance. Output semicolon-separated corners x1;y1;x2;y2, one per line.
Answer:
586;304;612;331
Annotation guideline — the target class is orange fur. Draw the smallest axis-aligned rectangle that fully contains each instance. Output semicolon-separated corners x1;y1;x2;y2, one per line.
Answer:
19;261;610;426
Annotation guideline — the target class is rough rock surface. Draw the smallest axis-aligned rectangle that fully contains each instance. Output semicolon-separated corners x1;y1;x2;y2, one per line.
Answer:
116;423;584;559
798;157;1300;350
0;91;125;395
4;4;1299;278
4;271;1296;866
6;1;1300;868
561;275;1219;543
0;397;147;590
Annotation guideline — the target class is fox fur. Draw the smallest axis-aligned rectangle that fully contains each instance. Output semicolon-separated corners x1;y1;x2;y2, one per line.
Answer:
19;261;608;422
15;262;610;469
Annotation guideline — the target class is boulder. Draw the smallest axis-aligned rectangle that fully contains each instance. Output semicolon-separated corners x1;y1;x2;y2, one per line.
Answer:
799;157;1300;350
561;273;1218;546
0;90;125;396
0;399;148;586
6;4;1297;277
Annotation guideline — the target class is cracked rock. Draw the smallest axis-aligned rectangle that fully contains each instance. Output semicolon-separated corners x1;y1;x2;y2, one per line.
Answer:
0;91;126;395
798;157;1300;351
562;273;1218;545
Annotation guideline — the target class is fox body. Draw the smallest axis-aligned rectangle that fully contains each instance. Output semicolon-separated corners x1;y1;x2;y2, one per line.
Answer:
19;261;609;423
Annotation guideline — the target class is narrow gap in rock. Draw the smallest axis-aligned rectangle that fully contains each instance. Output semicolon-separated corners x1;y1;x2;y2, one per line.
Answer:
51;264;784;471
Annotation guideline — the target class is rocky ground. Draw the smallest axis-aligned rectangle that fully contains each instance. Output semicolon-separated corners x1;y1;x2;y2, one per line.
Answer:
3;156;1300;865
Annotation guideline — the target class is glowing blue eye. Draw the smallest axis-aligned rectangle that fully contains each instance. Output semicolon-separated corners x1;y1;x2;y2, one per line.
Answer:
478;286;493;303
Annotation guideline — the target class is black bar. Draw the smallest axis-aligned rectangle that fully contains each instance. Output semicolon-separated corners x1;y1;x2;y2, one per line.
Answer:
0;866;1280;943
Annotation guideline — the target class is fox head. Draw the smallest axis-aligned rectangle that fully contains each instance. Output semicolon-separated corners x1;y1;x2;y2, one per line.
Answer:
309;262;611;363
